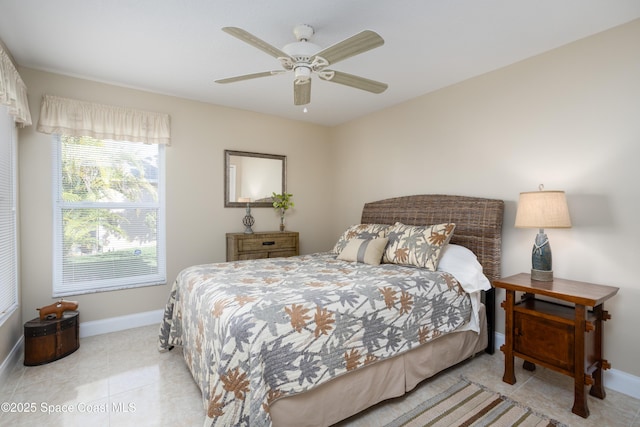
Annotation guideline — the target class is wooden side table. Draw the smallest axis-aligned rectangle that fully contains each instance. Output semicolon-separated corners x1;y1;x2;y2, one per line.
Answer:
493;273;618;418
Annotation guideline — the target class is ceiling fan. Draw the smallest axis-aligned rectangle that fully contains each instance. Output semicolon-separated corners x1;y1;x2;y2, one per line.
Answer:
215;24;388;106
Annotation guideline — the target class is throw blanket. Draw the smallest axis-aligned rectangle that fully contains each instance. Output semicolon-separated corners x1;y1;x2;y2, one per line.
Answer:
158;253;472;426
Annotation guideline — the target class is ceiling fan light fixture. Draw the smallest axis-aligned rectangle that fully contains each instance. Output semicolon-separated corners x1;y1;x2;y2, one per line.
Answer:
294;66;311;83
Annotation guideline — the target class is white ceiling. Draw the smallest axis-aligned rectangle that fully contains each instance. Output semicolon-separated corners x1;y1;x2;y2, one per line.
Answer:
1;0;639;126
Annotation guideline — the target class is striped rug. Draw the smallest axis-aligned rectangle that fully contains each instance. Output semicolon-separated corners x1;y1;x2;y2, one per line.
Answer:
384;378;567;427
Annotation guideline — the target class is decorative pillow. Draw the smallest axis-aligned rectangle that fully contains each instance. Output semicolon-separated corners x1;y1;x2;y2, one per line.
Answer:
337;238;388;265
383;222;456;270
437;244;491;293
331;223;391;254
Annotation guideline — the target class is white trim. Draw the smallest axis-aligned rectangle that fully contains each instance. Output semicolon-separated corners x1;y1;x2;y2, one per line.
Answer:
494;332;640;400
79;308;164;338
0;335;23;388
602;367;640;400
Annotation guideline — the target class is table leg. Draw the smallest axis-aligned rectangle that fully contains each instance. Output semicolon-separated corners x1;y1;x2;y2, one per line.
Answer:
501;289;516;385
590;304;606;399
572;304;589;418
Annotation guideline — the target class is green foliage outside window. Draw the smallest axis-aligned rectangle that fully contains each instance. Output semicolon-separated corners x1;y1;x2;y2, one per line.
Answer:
59;136;159;271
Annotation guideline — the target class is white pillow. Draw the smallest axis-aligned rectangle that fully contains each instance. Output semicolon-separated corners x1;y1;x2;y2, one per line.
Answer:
437;244;491;293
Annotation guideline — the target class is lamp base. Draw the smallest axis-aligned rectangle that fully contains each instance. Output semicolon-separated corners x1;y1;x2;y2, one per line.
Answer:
531;268;553;281
242;204;255;234
243;217;254;234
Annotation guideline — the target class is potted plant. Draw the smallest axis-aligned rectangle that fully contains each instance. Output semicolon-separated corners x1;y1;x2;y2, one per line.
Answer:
272;192;294;231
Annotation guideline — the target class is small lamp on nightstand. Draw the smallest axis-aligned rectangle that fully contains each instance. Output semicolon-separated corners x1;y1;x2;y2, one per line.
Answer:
515;184;572;281
238;197;255;234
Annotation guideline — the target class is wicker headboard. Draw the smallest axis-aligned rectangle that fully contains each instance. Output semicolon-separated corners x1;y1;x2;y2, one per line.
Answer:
360;194;504;283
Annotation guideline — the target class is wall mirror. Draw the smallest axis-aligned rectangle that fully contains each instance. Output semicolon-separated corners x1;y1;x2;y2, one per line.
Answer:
224;150;286;207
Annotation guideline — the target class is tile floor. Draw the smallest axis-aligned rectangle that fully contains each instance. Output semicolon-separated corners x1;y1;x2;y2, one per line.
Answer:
0;324;638;426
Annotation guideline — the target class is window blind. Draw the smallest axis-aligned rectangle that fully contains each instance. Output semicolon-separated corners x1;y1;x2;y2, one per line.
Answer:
0;104;18;324
52;135;166;296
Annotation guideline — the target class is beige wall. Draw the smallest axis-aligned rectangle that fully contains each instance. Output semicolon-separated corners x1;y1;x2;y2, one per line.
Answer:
2;19;639;380
329;20;640;376
15;68;334;327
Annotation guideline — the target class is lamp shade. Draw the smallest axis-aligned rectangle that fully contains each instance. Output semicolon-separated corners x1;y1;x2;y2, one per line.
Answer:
515;190;571;229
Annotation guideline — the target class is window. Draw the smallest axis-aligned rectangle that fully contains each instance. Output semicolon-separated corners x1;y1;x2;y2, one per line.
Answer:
52;135;166;296
0;105;18;325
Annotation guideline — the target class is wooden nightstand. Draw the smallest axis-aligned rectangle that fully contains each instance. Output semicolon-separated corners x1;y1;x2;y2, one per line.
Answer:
493;273;619;418
226;231;299;261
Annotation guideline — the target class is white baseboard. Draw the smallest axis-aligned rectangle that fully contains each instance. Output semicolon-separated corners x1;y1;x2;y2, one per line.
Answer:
600;366;640;400
79;308;164;338
0;335;24;388
494;332;640;400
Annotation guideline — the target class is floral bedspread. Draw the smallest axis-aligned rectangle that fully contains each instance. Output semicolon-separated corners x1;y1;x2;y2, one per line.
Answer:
158;252;472;426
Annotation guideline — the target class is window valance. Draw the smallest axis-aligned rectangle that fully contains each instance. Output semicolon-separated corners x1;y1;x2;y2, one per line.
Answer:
37;95;171;145
0;43;32;127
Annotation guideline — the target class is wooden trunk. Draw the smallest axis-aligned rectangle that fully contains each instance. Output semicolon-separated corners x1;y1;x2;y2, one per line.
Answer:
24;311;79;366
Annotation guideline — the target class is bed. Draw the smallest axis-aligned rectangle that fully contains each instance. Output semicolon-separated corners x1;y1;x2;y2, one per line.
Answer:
158;194;504;427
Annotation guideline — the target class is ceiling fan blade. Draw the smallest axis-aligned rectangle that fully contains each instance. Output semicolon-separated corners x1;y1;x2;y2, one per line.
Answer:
215;71;279;84
222;27;292;60
320;70;388;94
313;30;384;65
294;80;311;105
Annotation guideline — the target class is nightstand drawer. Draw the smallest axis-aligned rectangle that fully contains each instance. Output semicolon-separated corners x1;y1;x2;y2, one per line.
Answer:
238;235;297;252
237;248;298;261
226;231;299;262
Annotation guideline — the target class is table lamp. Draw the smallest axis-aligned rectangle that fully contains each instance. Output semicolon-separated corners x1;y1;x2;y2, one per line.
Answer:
514;185;571;281
238;197;254;234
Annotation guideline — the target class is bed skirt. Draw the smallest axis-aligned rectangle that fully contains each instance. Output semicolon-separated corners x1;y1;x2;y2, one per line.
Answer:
270;304;488;427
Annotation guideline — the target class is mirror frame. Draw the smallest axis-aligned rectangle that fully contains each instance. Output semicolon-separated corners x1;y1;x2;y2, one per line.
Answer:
224;150;287;208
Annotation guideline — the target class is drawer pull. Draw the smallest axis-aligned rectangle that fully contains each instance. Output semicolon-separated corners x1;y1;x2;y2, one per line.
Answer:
262;241;276;246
